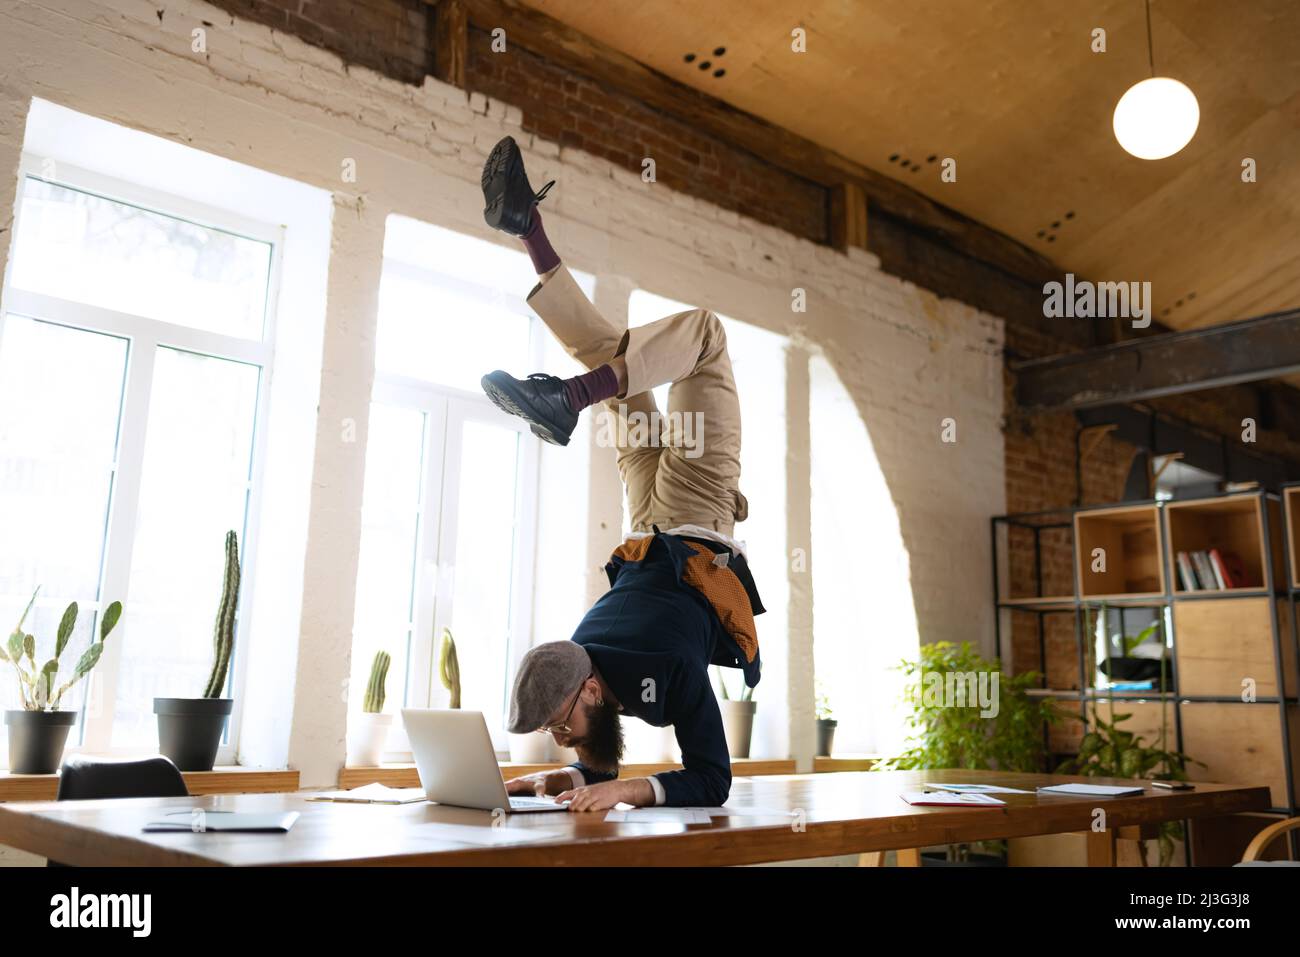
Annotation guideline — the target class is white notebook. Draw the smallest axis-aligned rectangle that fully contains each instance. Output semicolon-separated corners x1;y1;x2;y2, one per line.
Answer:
1037;783;1145;797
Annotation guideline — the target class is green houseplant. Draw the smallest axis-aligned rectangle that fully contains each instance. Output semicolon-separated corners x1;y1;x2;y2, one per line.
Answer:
154;530;240;771
873;640;1061;865
2;587;122;773
716;665;756;759
1061;604;1201;866
814;679;836;757
347;650;392;766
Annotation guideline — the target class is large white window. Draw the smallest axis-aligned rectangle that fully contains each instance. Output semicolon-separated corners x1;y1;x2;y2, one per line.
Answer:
627;291;790;760
0;162;279;762
349;217;592;757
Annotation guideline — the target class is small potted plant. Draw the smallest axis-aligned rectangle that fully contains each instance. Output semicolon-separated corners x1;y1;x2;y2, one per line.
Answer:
439;627;460;708
815;681;837;756
348;650;392;766
153;530;239;771
2;588;122;773
717;665;756;759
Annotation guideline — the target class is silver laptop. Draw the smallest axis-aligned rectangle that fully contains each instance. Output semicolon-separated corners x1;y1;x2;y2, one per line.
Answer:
401;709;570;813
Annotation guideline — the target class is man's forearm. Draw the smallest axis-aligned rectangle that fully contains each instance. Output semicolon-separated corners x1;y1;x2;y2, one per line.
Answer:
624;777;657;807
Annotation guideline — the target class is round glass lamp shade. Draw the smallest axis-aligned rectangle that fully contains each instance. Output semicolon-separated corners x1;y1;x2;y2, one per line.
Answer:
1112;77;1200;159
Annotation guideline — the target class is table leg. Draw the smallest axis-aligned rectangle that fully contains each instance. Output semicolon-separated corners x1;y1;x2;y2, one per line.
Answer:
1086;829;1117;866
896;847;922;867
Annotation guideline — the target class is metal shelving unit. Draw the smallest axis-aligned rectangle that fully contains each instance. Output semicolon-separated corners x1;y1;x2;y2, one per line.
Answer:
991;488;1300;864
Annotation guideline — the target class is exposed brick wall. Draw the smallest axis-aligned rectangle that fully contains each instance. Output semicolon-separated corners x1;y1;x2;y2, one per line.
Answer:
206;0;433;84
464;26;828;245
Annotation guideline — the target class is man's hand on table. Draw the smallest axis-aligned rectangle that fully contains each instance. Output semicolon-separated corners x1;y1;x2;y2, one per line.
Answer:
555;778;656;812
503;770;575;797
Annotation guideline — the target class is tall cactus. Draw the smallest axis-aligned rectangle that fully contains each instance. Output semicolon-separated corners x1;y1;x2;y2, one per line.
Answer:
363;650;390;713
203;530;240;698
438;627;461;709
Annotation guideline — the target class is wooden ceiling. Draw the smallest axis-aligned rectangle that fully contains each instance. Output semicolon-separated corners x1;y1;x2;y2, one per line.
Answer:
519;0;1300;332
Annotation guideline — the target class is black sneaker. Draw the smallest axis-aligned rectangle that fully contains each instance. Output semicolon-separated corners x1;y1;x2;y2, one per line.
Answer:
481;370;577;446
482;135;554;236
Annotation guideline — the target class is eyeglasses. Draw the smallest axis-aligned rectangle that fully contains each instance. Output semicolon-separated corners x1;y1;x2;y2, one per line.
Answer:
536;673;593;736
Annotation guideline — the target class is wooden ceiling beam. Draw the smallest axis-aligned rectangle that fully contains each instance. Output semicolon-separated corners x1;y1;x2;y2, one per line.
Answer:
432;0;468;88
829;181;868;252
1014;308;1300;411
452;0;1058;286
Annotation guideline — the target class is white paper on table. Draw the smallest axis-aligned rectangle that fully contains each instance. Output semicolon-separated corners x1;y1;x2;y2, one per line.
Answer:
415;823;568;846
604;808;712;824
306;783;427;804
923;783;1032;795
697;806;797;817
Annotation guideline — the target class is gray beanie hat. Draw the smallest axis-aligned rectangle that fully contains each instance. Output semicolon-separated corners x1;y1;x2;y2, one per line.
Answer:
507;641;592;733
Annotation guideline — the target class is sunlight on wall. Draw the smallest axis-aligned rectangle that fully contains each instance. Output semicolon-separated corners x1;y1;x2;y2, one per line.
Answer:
809;353;916;757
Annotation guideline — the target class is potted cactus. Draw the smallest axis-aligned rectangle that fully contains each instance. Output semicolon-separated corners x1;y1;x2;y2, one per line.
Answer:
815;681;837;757
717;665;756;759
153;530;240;771
439;627;460;708
347;650;392;766
2;588;122;773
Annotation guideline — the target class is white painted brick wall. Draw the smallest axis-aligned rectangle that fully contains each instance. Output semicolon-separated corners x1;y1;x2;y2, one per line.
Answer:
0;0;1006;812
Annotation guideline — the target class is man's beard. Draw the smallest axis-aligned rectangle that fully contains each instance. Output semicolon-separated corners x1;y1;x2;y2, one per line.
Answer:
572;699;624;773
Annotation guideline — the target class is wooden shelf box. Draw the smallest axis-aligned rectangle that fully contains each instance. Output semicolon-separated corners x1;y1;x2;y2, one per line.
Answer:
1285;486;1300;589
1164;495;1282;593
1179;702;1300;810
1173;597;1295;699
1074;505;1164;598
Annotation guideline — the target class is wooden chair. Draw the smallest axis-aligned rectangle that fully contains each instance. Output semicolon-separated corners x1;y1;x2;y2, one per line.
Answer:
1236;816;1300;866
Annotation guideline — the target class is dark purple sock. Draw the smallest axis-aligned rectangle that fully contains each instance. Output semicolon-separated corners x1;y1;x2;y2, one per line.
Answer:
562;364;619;413
521;208;561;275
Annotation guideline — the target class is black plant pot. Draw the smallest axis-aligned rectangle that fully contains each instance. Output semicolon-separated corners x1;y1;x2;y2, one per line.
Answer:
5;710;77;774
816;718;837;757
154;697;233;771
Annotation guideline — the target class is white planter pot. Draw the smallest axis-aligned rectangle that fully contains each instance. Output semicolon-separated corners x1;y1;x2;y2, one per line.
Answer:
347;712;393;766
508;732;551;763
721;700;756;759
548;740;579;764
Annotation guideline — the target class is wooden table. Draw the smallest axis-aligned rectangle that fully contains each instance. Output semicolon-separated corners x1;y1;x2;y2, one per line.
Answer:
0;769;1269;866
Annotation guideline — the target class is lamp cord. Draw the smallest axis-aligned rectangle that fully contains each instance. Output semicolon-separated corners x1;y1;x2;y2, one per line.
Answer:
1145;0;1156;77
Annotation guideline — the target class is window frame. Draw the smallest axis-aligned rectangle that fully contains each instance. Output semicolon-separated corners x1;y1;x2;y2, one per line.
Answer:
360;253;543;760
0;154;284;765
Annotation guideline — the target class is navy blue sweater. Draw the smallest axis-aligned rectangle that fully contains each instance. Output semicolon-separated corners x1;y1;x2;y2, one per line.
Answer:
566;532;761;807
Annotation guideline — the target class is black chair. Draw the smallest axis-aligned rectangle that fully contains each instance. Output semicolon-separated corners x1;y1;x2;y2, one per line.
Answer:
56;755;189;801
50;755;188;865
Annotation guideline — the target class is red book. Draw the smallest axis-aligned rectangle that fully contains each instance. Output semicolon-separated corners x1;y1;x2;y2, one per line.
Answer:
1210;549;1249;589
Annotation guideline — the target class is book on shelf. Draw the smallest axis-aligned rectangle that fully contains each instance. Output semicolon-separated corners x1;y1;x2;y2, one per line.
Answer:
1210;548;1250;589
1191;550;1219;591
1178;548;1251;592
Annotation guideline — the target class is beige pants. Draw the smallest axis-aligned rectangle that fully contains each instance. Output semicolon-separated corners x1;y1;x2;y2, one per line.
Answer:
526;265;747;537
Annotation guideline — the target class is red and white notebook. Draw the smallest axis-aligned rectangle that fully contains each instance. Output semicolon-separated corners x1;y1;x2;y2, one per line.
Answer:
900;791;1006;808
